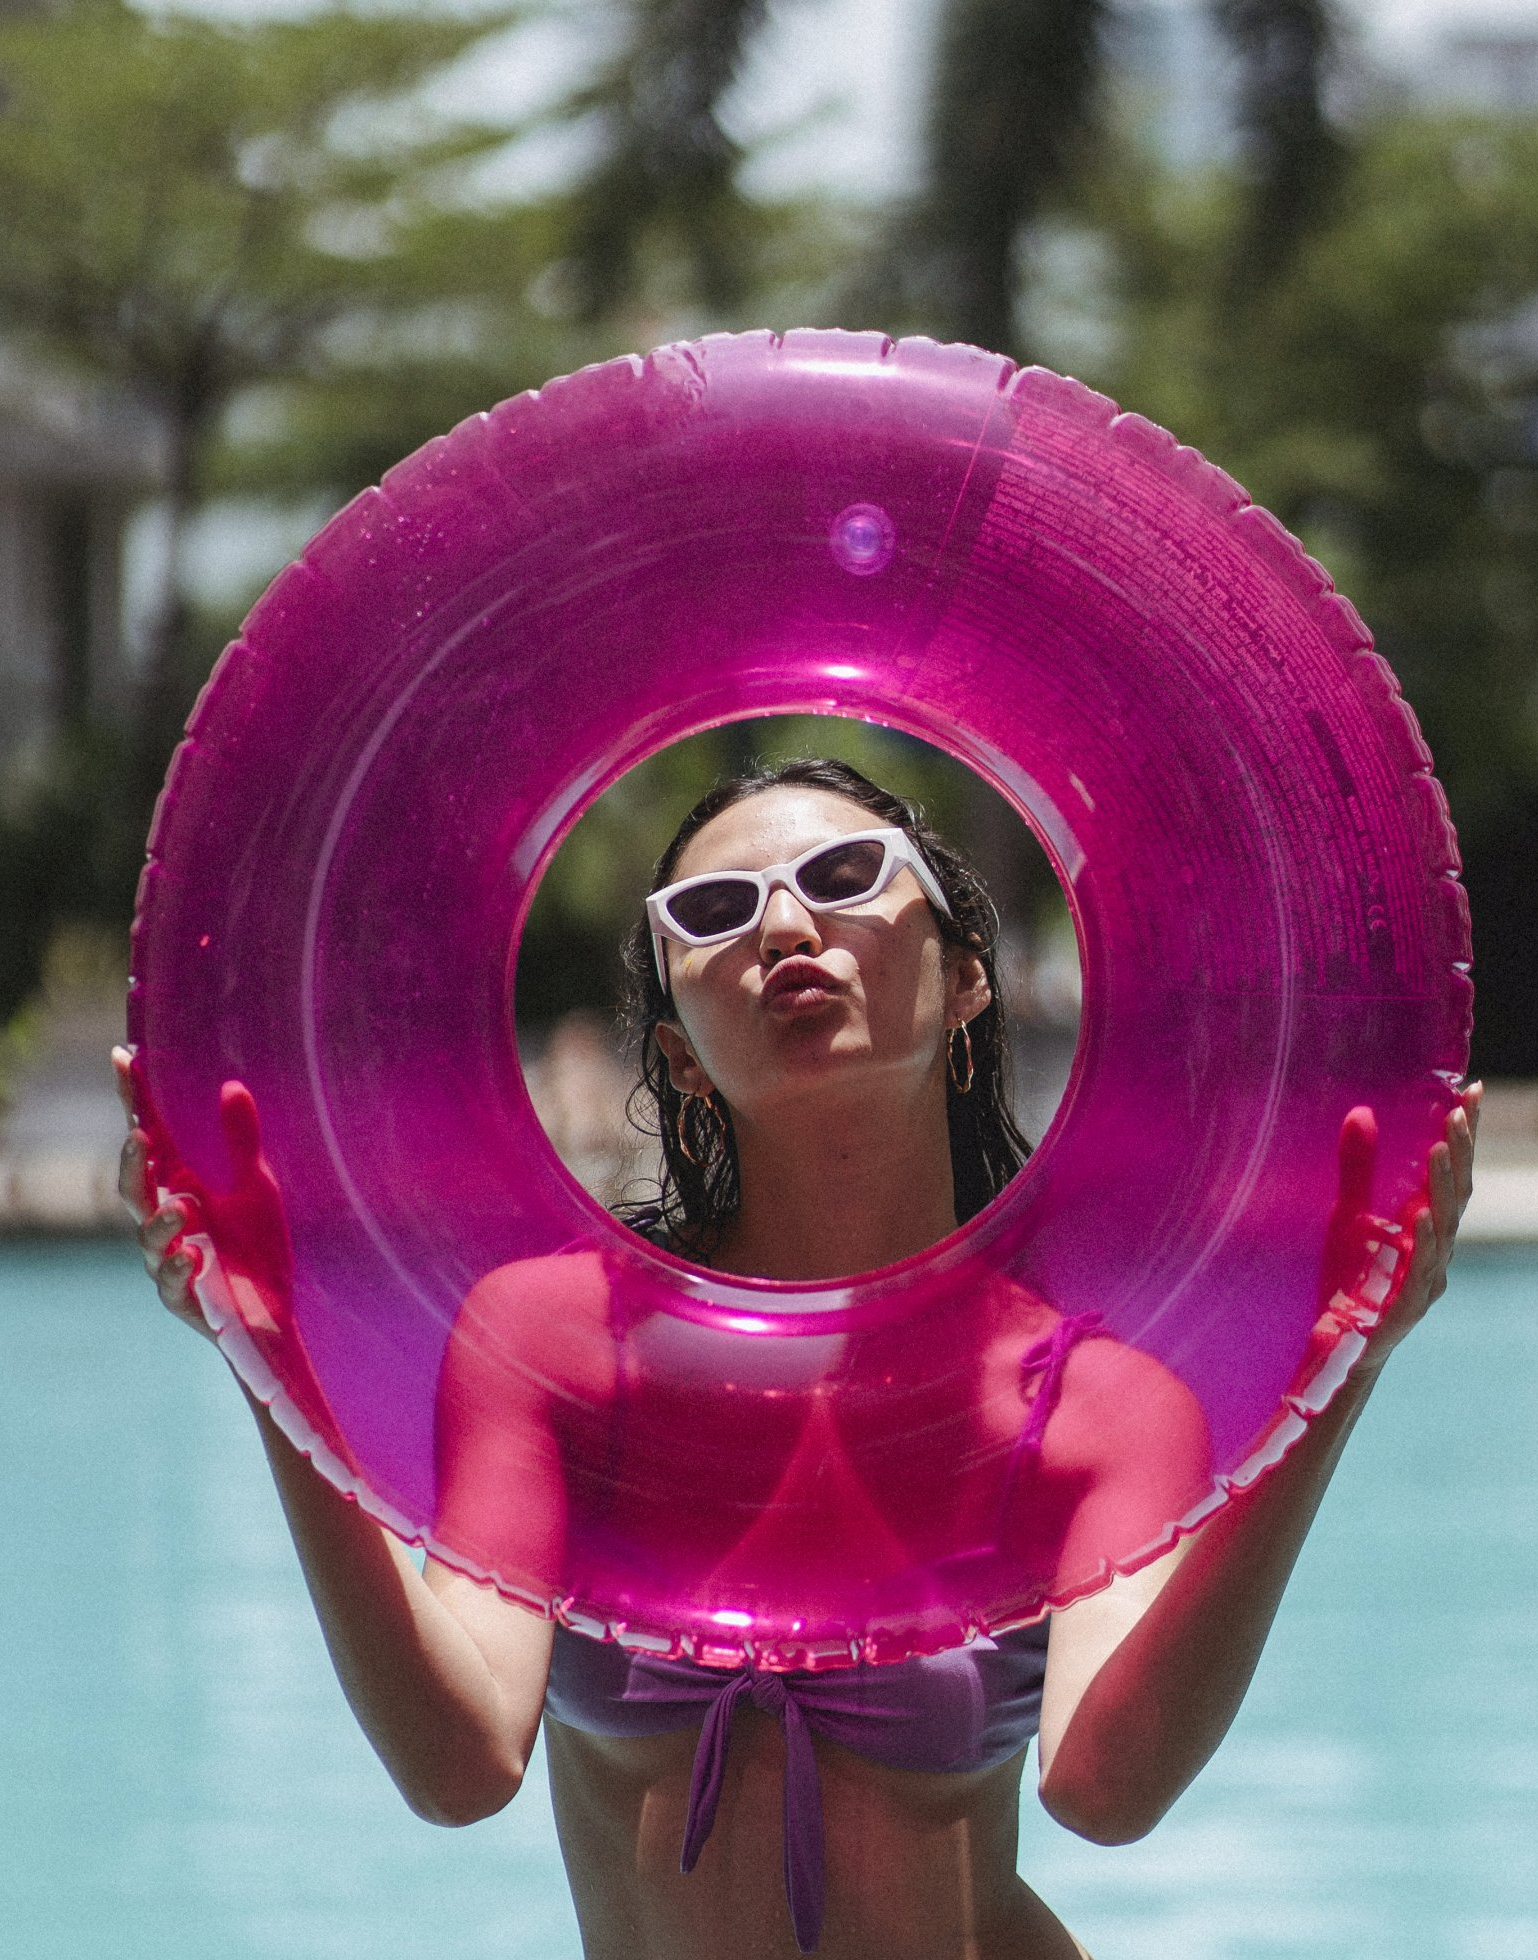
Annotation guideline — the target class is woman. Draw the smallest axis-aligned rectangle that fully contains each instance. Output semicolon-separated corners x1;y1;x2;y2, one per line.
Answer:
115;756;1478;1960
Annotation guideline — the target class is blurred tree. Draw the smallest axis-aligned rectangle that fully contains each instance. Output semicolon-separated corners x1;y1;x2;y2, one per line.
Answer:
1098;115;1538;1072
861;0;1348;358
873;0;1108;355
558;0;772;322
0;0;528;783
0;0;585;1028
1211;0;1348;300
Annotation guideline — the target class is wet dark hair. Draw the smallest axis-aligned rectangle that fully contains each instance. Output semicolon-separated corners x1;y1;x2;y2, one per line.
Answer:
617;756;1030;1258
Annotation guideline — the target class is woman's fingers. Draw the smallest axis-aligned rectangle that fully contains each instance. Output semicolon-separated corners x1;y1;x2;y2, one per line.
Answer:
1432;1085;1480;1262
1452;1087;1479;1213
219;1080;264;1179
1408;1085;1481;1310
1406;1204;1440;1310
156;1241;202;1311
138;1199;191;1287
112;1049;153;1224
111;1044;135;1117
137;1197;215;1335
112;1047;218;1342
1335;1105;1377;1212
118;1129;152;1223
1320;1086;1479;1373
139;1196;184;1278
1427;1139;1457;1251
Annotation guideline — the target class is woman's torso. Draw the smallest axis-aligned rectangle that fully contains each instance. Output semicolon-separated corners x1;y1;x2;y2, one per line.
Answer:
539;1622;1092;1960
544;1710;1064;1960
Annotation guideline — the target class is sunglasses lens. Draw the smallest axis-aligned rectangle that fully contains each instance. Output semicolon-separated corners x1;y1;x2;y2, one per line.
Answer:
667;877;762;938
797;839;888;904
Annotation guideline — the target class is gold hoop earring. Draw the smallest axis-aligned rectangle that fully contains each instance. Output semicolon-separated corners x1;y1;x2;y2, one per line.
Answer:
677;1091;723;1165
947;1022;975;1095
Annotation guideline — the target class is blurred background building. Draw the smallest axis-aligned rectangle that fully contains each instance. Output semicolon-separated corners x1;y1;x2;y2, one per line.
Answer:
0;352;160;779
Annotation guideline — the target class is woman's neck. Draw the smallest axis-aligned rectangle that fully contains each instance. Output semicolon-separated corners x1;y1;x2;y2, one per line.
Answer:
710;1070;958;1281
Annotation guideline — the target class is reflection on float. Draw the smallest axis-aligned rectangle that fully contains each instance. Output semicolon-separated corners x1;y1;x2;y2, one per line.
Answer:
431;1245;1214;1668
141;1078;1415;1671
141;1073;1408;1673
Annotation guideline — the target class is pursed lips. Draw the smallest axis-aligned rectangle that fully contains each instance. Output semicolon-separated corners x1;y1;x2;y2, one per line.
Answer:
759;956;846;1009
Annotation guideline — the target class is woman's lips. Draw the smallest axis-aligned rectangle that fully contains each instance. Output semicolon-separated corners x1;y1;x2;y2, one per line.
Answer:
760;958;846;1012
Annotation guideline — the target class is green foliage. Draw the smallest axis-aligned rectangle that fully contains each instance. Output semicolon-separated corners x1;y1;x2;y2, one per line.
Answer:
0;0;541;696
1058;113;1538;1069
1100;116;1538;826
0;0;539;1026
0;726;138;1031
0;0;529;420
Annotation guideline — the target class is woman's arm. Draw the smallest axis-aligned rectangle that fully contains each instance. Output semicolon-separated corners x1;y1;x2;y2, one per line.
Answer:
1036;1088;1479;1843
245;1394;554;1826
114;1049;553;1828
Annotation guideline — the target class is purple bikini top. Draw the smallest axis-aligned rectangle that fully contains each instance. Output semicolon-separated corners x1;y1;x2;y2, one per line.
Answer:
544;1311;1100;1953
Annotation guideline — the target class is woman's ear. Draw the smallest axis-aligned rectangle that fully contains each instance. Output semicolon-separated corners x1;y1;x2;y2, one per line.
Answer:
946;948;992;1029
654;1021;715;1097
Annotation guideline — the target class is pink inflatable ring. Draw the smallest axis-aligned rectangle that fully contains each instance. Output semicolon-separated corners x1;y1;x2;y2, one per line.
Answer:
128;331;1472;1670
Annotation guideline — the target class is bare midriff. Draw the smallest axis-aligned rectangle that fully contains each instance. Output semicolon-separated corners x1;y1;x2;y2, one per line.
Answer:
543;1712;1093;1960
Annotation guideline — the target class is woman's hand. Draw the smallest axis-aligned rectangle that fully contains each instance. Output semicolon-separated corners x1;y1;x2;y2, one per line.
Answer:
112;1045;356;1469
114;1046;297;1334
114;1044;215;1340
1317;1084;1480;1379
1389;1079;1481;1328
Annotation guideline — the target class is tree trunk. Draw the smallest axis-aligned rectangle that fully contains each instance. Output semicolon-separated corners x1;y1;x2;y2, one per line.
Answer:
913;0;1107;357
134;391;212;824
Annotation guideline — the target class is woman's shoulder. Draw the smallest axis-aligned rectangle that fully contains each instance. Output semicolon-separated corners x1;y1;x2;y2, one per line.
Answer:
461;1242;613;1318
1047;1326;1212;1487
442;1243;617;1406
975;1278;1209;1483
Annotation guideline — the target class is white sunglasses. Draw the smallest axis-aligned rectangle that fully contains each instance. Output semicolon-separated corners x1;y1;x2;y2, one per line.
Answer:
646;827;953;989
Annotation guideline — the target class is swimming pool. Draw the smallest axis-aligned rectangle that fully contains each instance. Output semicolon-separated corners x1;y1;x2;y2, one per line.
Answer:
4;1241;1534;1959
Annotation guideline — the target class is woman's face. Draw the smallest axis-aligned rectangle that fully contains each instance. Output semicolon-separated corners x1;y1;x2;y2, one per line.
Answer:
653;787;989;1125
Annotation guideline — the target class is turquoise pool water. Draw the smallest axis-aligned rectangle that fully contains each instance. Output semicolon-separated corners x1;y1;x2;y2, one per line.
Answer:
4;1241;1534;1959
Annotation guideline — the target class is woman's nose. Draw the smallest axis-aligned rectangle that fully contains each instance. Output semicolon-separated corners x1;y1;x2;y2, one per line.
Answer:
758;883;823;964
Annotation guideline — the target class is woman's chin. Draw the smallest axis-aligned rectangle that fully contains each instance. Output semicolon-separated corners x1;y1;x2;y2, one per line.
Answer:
730;1041;941;1122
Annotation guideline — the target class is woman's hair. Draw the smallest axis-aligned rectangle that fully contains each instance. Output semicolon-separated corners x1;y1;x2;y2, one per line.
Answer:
617;756;1030;1256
